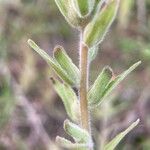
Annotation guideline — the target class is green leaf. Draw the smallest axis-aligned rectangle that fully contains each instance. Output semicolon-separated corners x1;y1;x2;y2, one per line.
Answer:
101;61;141;103
64;120;92;144
104;119;140;150
50;78;79;122
54;0;83;28
88;61;141;107
72;0;95;16
91;0;103;17
83;0;120;48
54;46;80;87
88;46;99;62
56;136;88;150
88;66;113;106
28;39;75;86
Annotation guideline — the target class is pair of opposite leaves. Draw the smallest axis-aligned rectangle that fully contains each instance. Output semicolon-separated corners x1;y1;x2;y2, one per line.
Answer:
28;39;141;122
28;40;140;150
56;119;139;150
27;0;140;149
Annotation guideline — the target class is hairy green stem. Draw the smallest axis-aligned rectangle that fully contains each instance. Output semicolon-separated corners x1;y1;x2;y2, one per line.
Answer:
79;35;90;133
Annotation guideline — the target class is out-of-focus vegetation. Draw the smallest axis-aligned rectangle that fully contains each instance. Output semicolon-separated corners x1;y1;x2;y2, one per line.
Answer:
0;0;150;149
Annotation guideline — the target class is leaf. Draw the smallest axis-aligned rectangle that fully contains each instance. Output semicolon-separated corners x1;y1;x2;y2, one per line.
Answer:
64;120;92;144
101;61;141;103
56;136;88;150
88;66;113;106
72;0;95;16
28;39;75;86
104;119;140;150
89;61;141;107
50;78;79;122
88;46;99;62
53;46;80;87
54;0;83;28
83;0;120;48
91;0;104;17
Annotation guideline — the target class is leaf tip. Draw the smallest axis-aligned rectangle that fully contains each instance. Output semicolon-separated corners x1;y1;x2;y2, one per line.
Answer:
54;45;63;54
137;61;142;65
27;39;34;46
127;119;140;133
105;65;114;76
132;61;142;70
27;39;39;50
134;118;140;126
27;38;31;43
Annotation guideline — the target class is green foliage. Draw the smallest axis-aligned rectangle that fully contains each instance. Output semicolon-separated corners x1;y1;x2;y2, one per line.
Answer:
64;119;91;143
54;0;83;28
89;61;141;107
54;0;95;28
104;119;140;150
72;0;95;16
50;78;79;122
28;0;141;149
56;136;88;150
88;66;113;106
88;46;99;62
83;0;120;48
53;46;80;87
28;39;78;86
101;61;141;101
56;119;93;149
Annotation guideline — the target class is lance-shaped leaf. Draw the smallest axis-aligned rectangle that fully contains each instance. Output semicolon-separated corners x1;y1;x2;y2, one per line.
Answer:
54;0;84;28
104;119;140;150
72;0;95;17
28;39;76;86
88;66;113;106
54;46;80;87
64;120;92;144
51;78;79;122
83;0;120;48
101;61;141;103
56;136;88;150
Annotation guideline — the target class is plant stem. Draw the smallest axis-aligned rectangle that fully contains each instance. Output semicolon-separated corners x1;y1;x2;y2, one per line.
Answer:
79;36;90;132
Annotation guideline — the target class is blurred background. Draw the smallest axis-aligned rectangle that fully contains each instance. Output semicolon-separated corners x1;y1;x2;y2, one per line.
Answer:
0;0;150;149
